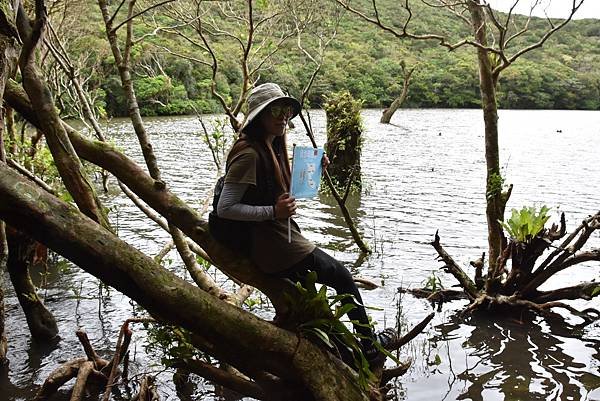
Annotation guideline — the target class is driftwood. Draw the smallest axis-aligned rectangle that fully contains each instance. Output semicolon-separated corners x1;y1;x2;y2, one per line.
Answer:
34;318;154;401
420;213;600;323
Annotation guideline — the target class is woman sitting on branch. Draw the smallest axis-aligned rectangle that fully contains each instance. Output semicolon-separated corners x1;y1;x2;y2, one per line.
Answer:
211;82;395;366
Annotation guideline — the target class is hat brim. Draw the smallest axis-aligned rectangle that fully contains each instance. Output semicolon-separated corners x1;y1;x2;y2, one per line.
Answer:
240;96;301;131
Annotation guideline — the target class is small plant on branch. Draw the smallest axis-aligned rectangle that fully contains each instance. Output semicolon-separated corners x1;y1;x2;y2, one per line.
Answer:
500;205;551;244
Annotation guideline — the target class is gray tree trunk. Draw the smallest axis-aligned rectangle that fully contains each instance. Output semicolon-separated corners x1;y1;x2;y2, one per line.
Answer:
16;3;111;230
467;2;507;287
380;67;415;124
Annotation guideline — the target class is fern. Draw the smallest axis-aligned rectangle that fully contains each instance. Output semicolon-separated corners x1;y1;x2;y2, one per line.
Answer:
499;205;551;243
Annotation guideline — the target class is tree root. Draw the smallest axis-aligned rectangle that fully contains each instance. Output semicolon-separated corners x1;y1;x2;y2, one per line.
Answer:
101;318;154;401
398;287;467;303
354;276;379;290
461;294;600;325
430;231;478;299
429;224;600;324
70;361;94;401
34;357;88;401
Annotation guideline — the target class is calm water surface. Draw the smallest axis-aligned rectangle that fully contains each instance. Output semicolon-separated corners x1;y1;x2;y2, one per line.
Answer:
2;109;599;401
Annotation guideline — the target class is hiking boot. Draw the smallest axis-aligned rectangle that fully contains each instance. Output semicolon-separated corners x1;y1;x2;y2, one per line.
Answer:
363;328;399;367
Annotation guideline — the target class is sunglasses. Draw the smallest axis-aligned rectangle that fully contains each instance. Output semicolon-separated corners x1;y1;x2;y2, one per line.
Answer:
269;104;293;119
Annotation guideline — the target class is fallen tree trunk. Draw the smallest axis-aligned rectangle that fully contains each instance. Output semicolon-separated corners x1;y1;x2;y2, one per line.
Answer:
0;164;369;401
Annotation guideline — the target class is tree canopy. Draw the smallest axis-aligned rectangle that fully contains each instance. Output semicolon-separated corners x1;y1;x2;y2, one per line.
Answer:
42;0;600;118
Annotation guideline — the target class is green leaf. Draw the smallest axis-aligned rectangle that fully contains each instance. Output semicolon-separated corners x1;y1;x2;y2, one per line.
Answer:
334;303;356;319
310;327;334;349
499;204;553;243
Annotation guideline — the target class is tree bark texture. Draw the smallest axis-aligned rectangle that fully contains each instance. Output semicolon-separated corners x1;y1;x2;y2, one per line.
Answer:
15;3;111;230
467;2;506;285
0;3;20;365
0;164;369;401
380;67;414;124
6;229;58;340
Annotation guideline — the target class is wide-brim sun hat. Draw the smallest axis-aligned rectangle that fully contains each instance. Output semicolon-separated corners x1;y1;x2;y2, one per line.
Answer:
241;82;301;131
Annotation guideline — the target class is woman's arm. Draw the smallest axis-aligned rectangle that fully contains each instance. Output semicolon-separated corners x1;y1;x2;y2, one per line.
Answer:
217;182;274;221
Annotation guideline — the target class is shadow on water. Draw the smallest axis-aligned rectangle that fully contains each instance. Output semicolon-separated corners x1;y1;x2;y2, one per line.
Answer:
426;311;600;401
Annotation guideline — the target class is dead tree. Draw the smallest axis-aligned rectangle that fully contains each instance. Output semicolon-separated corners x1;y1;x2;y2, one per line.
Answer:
337;0;599;319
291;2;373;254
33;319;151;401
380;62;415;124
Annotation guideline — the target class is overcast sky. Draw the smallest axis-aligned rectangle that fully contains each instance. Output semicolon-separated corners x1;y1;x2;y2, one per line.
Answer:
486;1;599;19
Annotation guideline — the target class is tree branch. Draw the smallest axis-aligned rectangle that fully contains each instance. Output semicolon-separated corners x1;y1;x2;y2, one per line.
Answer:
111;0;177;34
173;358;267;400
533;282;600;303
430;231;478;299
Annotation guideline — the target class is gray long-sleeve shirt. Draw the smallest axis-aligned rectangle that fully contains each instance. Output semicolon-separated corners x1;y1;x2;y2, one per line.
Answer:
216;182;274;221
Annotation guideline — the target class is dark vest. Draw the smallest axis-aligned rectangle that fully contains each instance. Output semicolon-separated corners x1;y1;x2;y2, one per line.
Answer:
208;142;276;254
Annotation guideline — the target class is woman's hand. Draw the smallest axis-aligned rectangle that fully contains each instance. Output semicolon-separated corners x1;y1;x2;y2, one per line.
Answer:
322;153;330;169
274;193;297;219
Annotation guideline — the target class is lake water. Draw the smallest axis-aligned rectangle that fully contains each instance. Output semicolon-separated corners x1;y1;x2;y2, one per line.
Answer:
2;108;599;400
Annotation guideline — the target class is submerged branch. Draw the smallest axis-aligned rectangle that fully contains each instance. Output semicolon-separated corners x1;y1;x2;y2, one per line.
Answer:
387;312;434;351
430;231;478;300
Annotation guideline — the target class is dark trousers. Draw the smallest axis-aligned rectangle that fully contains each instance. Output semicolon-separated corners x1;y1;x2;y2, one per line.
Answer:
277;247;374;340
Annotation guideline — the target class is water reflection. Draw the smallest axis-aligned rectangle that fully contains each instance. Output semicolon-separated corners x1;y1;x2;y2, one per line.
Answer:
3;109;600;400
424;313;600;401
314;190;365;250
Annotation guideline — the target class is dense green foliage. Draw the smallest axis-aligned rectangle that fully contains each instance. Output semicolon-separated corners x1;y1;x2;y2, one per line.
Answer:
47;1;600;117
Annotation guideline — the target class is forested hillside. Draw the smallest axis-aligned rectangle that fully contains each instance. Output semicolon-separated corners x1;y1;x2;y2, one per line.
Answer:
44;0;600;117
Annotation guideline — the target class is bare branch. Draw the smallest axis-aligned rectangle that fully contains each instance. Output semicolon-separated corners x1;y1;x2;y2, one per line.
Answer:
495;0;585;76
430;231;478;299
525;212;600;293
335;0;502;55
7;158;56;194
387;312;434;350
534;282;600;303
111;0;177;34
108;0;128;27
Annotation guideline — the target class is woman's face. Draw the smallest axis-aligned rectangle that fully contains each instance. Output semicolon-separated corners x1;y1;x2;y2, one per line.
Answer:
259;100;293;140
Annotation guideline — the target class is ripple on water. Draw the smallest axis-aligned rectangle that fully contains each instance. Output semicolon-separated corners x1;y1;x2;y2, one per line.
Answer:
3;109;599;400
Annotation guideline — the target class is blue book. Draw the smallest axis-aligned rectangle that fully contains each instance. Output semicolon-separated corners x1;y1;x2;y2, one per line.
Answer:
290;146;324;198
